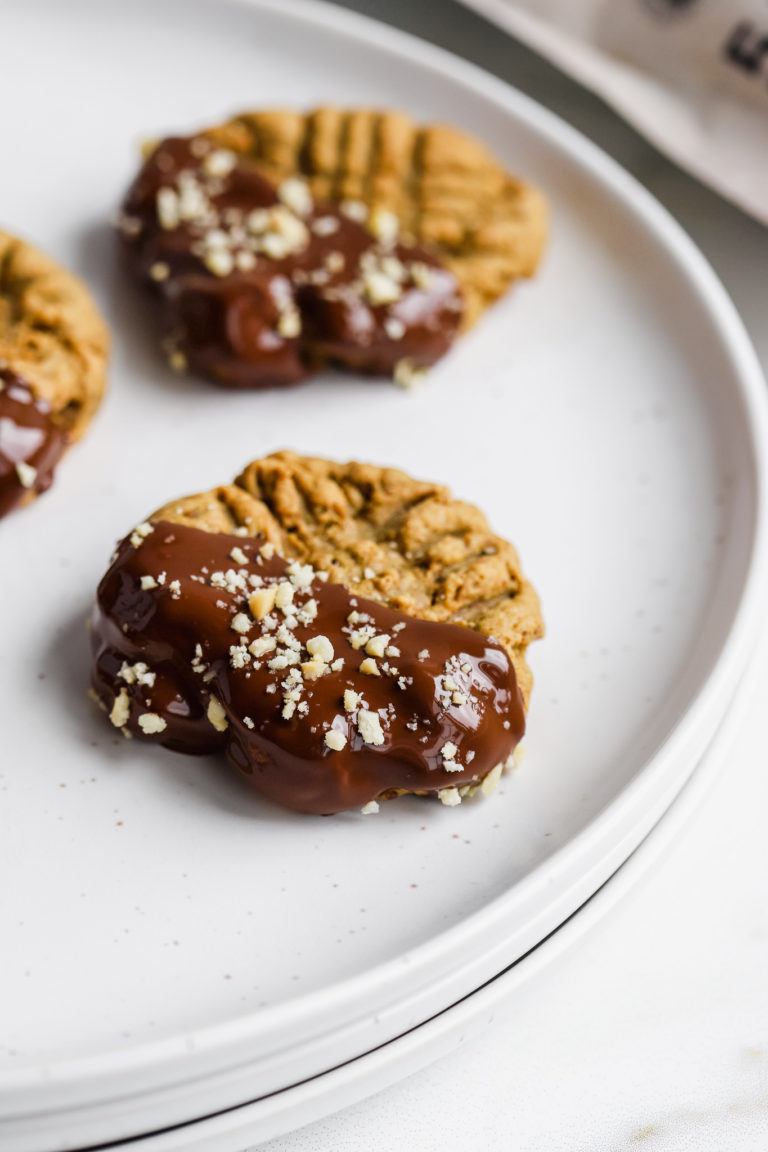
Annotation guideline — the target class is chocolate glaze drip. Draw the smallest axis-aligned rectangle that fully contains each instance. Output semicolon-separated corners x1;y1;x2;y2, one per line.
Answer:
0;368;67;519
118;137;463;389
91;521;524;815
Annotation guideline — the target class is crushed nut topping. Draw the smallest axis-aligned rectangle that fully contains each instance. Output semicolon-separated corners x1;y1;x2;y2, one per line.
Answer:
92;518;524;815
119;136;465;392
138;713;167;734
438;787;462;806
203;149;237;178
118;662;156;687
109;689;130;728
393;358;427;390
368;207;399;246
129;521;154;549
15;462;37;489
340;199;368;222
278;177;313;217
207;695;229;732
357;709;385;746
230;612;252;634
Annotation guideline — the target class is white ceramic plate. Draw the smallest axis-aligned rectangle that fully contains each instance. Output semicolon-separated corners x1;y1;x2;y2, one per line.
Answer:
51;620;761;1152
1;1;766;1149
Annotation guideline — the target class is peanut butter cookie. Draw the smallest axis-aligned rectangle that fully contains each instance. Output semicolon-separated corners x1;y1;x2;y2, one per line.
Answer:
91;452;543;815
0;231;109;518
118;109;545;389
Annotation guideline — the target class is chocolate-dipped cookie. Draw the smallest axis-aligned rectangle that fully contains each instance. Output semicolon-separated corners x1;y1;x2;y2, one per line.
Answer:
91;452;543;815
117;107;546;389
0;231;109;518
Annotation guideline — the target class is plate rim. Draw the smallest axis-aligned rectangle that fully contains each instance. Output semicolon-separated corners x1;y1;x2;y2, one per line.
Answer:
3;0;768;1128
67;623;762;1152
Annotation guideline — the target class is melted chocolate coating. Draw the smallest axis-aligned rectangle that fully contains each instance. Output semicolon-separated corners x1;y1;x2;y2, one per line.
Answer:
119;137;463;388
0;369;67;519
91;521;524;815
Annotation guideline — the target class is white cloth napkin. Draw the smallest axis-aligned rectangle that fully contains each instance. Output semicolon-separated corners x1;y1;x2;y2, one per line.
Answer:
458;0;768;225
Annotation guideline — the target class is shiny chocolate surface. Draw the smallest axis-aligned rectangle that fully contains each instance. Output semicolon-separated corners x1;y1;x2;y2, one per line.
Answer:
91;521;524;815
0;368;67;519
118;137;463;388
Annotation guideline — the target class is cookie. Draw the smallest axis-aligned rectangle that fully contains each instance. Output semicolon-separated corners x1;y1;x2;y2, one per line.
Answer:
117;108;545;389
91;452;543;816
0;231;109;518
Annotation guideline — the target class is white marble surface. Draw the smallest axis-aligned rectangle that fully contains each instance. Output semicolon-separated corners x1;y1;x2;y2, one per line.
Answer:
257;3;768;1150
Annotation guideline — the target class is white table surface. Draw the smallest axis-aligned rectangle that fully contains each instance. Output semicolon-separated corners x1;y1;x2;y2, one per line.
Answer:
255;3;768;1150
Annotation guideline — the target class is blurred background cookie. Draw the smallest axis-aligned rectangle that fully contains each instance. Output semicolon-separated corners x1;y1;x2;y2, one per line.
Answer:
91;451;543;815
118;107;546;390
0;231;109;519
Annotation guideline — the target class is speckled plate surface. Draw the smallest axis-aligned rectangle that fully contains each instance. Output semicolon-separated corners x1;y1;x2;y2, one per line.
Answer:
41;625;760;1152
1;1;767;1149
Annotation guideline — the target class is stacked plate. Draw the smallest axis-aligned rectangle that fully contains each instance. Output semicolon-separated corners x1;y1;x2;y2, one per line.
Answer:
2;1;766;1149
